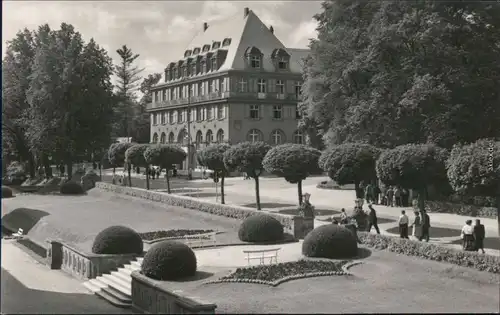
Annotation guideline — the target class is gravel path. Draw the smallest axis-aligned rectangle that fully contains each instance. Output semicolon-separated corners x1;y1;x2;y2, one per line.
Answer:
1;189;242;252
187;249;500;314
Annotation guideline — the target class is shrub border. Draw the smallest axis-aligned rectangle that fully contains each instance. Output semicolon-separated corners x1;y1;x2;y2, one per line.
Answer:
96;182;307;239
357;232;500;274
141;230;220;245
202;261;359;287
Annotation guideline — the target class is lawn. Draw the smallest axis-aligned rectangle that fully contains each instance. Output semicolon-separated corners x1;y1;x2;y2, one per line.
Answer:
450;237;500;250
386;226;461;238
189;249;500;313
242;203;296;209
278;209;340;216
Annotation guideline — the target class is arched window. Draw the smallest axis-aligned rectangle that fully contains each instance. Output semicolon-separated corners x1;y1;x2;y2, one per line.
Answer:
152;133;159;143
293;130;304;144
168;132;175;143
271;129;285;145
160;132;166;144
247;129;263;142
206;130;213;143
216;129;224;142
195;130;203;149
177;129;187;144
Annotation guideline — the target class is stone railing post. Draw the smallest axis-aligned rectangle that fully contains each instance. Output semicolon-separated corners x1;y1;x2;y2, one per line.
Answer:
46;240;63;269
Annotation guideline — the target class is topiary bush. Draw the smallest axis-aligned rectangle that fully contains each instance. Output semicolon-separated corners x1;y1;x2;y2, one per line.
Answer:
60;181;85;195
141;240;197;280
302;224;358;259
92;225;143;255
1;186;13;198
238;214;284;243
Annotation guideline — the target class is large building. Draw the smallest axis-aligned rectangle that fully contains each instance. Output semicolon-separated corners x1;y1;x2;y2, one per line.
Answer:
148;7;309;170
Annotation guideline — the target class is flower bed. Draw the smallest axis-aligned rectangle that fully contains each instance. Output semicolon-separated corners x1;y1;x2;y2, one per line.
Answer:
358;232;500;274
138;229;215;241
205;260;354;287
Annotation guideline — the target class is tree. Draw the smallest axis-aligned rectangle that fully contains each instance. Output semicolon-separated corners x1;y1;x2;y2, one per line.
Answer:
263;144;321;205
446;139;500;234
301;0;500;149
223;142;271;210
134;73;162;143
125;144;151;189
320;143;381;199
113;45;144;139
108;142;134;176
198;143;231;204
143;144;187;193
376;143;449;212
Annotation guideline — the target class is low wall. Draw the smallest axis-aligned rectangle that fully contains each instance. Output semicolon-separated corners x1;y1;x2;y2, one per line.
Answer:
131;271;216;314
96;182;307;240
46;240;137;280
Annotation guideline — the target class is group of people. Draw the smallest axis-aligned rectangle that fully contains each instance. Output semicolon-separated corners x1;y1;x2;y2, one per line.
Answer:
360;183;411;207
461;219;486;253
397;210;431;241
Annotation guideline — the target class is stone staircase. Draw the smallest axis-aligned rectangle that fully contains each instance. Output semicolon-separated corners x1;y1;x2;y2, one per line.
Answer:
83;257;144;308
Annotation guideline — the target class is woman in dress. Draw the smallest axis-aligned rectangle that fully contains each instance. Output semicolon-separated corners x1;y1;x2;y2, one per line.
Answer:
410;211;422;240
461;219;475;251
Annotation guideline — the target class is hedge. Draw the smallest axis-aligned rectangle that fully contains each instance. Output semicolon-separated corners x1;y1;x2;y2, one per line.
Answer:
95;182;298;235
421;200;497;219
358;232;500;274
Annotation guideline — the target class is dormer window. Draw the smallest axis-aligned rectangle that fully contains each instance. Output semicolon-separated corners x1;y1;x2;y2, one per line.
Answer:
222;38;231;47
244;46;263;69
211;58;218;71
202;45;210;52
271;48;291;71
212;41;221;50
278;57;288;70
183;65;188;77
191;63;197;76
201;60;207;73
173;68;178;79
184;50;192;57
193;48;201;55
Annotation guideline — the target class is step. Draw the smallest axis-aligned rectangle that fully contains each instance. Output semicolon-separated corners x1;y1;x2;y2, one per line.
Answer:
83;280;102;293
98;274;131;296
118;267;132;275
124;264;140;271
130;260;141;268
96;288;131;309
101;286;131;304
111;270;132;283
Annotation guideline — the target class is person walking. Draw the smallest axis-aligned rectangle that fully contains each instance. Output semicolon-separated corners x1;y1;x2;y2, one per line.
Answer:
373;185;381;205
339;208;348;224
398;210;409;239
394;187;402;207
386;186;394;207
401;188;409;207
473;219;486;254
419;209;431;242
365;183;373;204
410;211;422;240
461;220;475;251
367;205;380;234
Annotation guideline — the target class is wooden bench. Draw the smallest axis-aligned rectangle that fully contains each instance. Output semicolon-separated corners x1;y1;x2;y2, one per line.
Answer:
243;248;281;266
183;232;217;248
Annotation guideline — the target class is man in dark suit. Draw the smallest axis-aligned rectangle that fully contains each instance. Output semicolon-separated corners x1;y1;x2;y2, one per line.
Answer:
367;205;380;234
419;209;430;242
473;219;486;254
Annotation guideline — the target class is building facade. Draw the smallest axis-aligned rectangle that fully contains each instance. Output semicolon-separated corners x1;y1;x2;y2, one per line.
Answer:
148;7;309;169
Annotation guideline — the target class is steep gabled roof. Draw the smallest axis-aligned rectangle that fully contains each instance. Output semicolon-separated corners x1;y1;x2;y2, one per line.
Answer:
285;48;310;73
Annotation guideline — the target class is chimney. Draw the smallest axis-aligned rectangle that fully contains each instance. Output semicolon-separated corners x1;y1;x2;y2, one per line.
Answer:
269;25;274;34
244;7;250;17
203;22;208;32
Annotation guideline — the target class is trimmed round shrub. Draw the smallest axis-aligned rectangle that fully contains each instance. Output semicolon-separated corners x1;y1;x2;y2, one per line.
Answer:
60;181;84;195
302;224;358;259
1;186;13;198
238;214;284;243
141;240;197;280
92;225;143;255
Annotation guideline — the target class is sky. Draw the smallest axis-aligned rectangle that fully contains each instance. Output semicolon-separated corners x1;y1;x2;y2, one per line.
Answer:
2;1;321;78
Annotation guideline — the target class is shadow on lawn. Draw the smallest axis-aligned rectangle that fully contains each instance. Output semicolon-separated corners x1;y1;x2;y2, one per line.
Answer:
1;208;50;234
450;237;500;250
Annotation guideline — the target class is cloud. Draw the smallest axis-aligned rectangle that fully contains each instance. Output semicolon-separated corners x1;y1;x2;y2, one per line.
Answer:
2;1;321;79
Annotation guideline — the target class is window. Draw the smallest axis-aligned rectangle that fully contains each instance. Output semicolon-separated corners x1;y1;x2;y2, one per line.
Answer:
195;131;203;143
191;64;197;75
169;111;174;124
160;132;166;144
271;129;284;145
189;109;194;122
173;68;178;79
163;89;167;101
212;42;220;50
190;84;196;97
153;113;158;125
207;106;213;120
293;130;304;144
196;107;203;121
276;80;285;94
238;78;247;92
168;132;175;143
198;83;204;96
183;66;188;77
161;113;166;124
211;58;217;71
272;105;283;119
152;133;158;143
250;55;261;68
170;89;175;100
249;105;260;119
247;129;262;142
210;80;218;93
177;110;183;123
295;106;302;119
217;105;225;119
295;81;302;99
203;45;210;52
206;130;213;143
179;87;183;99
193;48;201;55
278;57;288;70
216;129;224;142
222;38;232;46
257;79;267;93
184;50;192;57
